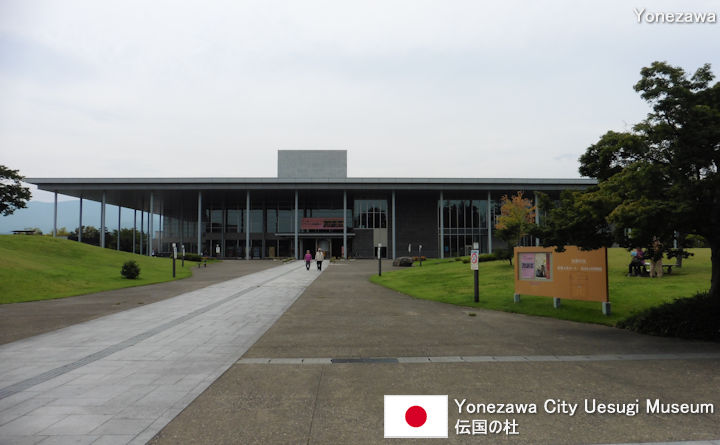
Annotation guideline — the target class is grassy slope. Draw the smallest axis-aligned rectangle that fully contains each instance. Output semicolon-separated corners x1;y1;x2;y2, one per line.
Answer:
0;235;193;304
370;248;711;326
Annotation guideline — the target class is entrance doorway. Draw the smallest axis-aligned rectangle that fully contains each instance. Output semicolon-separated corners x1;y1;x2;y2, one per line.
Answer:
316;238;330;255
301;238;333;258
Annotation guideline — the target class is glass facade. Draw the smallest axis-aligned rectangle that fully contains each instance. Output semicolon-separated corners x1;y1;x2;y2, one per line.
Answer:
353;199;387;228
153;188;554;260
439;199;489;256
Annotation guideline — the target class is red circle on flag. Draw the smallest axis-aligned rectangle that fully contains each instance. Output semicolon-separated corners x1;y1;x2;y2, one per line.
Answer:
405;405;427;428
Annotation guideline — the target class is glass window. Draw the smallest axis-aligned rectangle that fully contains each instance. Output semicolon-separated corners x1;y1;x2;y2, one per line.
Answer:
227;209;242;232
210;209;223;233
266;208;277;233
353;199;388;229
250;209;263;233
278;209;293;232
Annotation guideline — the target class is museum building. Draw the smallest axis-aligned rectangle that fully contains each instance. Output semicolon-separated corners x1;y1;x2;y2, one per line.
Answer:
28;150;595;259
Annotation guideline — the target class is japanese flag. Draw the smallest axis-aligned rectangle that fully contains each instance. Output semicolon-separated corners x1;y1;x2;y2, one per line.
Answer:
384;395;448;438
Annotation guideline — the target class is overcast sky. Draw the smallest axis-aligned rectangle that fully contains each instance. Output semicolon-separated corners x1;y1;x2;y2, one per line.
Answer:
1;0;719;202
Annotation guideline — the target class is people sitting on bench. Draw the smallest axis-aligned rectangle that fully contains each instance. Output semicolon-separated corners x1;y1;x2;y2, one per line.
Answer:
628;247;645;277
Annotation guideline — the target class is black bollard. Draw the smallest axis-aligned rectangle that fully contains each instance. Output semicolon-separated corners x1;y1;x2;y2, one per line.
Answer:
473;269;479;303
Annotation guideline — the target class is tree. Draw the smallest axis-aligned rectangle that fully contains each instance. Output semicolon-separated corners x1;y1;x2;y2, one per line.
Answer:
0;165;31;216
494;192;536;265
69;226;101;246
538;61;720;298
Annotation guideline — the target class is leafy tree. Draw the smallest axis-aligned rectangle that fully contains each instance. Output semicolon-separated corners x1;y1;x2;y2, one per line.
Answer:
537;61;720;298
0;165;32;216
495;192;536;265
69;226;100;246
56;227;71;237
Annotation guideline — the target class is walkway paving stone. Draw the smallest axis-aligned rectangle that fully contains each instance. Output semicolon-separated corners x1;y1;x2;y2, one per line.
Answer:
0;261;324;445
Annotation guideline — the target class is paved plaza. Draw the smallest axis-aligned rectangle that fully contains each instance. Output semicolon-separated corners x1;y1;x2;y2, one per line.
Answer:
0;261;323;444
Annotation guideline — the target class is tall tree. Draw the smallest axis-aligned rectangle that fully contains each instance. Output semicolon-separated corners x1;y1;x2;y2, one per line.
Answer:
495;192;536;265
538;61;720;298
0;165;32;216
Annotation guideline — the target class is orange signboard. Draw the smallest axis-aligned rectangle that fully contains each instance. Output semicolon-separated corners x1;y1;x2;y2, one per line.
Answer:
514;246;609;302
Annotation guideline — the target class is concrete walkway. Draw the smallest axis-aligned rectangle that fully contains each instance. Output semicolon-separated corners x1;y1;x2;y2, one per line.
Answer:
0;260;277;345
0;261;324;445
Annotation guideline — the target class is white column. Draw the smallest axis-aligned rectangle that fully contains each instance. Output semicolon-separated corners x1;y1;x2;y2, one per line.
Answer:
101;191;106;248
343;191;347;259
197;191;202;255
439;191;444;259
78;197;83;243
149;192;154;256
487;191;492;254
391;190;396;260
158;205;163;254
140;208;144;254
53;191;58;237
133;209;136;253
534;192;540;246
245;191;250;260
294;190;299;259
117;206;121;250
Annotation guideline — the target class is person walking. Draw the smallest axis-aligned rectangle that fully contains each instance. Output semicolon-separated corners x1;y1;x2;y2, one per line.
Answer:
315;248;324;271
304;250;312;270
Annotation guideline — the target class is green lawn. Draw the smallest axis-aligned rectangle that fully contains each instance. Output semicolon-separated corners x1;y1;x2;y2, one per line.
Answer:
370;248;712;325
0;235;193;304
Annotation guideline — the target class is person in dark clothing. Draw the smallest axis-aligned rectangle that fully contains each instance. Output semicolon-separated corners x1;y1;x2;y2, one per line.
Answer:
628;247;644;276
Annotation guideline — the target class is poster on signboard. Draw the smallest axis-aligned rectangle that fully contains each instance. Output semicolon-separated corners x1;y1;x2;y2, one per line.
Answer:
519;252;552;281
520;254;535;279
534;253;551;279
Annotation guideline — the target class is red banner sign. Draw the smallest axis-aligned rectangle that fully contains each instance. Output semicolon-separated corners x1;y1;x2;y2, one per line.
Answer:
301;217;344;230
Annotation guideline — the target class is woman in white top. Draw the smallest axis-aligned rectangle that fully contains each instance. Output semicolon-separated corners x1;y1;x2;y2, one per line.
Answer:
315;249;324;271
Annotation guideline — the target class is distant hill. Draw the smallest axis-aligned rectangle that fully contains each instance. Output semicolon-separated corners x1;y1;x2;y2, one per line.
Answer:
0;200;154;234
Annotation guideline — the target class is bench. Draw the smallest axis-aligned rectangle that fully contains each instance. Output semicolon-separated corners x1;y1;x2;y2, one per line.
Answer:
643;262;678;275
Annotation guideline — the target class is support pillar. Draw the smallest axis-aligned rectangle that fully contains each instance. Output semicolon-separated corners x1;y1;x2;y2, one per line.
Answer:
53;191;58;237
294;191;299;259
439;191;444;259
343;191;347;259
487;191;492;254
220;208;225;257
101;192;106;248
391;190;396;260
78;197;83;242
197;191;202;255
245;191;250;260
158;209;163;255
535;192;540;246
117;206;121;250
133;209;136;253
149;192;154;256
140;209;144;255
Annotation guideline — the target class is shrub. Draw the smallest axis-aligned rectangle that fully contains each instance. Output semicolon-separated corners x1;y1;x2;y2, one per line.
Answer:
183;253;203;262
462;258;470;264
454;257;462;261
477;253;497;262
121;260;140;279
617;292;720;341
